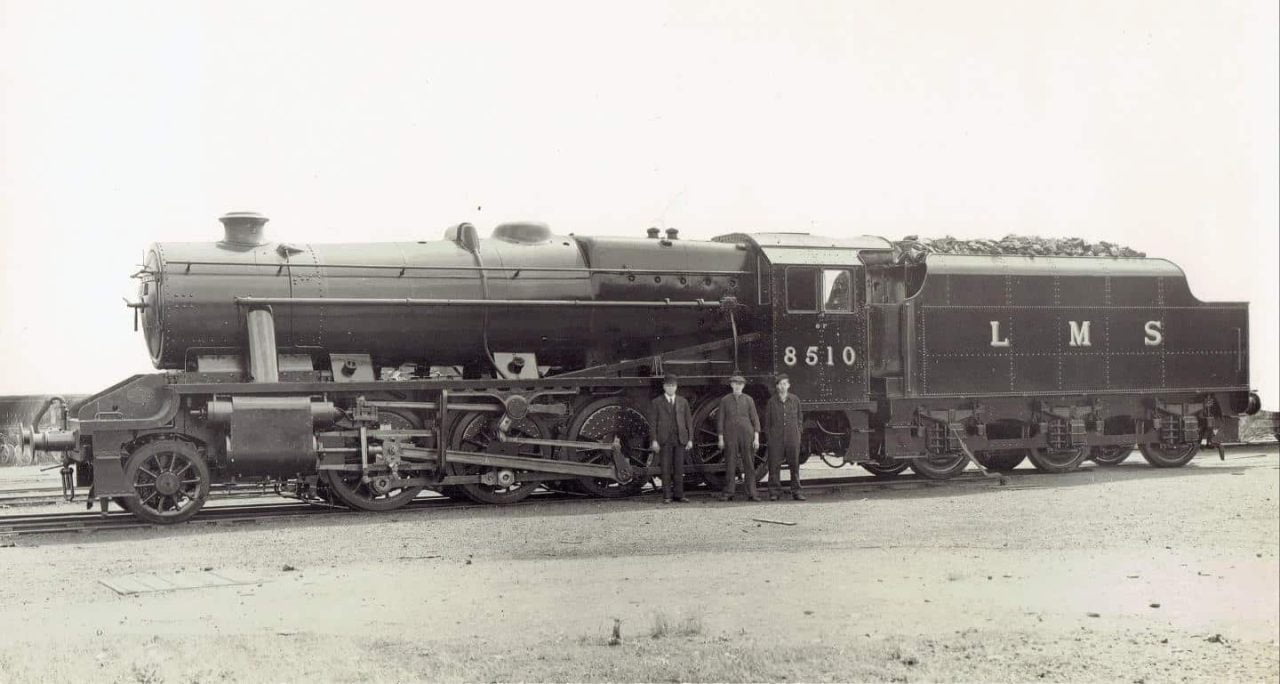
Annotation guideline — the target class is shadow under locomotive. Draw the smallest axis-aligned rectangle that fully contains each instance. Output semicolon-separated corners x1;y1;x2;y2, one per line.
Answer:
19;214;1265;524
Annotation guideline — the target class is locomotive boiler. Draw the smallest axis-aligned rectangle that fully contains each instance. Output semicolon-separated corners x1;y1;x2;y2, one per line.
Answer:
22;213;1262;524
137;214;755;374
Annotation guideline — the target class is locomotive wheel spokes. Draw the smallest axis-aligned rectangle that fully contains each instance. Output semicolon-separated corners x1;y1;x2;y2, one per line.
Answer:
566;397;652;498
690;402;770;491
1138;442;1199;468
448;412;543;505
321;409;425;512
908;453;969;480
974;450;1026;472
859;460;910;479
689;401;726;490
121;439;210;524
1025;446;1088;473
1090;445;1134;466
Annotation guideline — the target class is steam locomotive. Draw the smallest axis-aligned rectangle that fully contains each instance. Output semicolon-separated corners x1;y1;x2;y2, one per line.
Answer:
22;213;1262;523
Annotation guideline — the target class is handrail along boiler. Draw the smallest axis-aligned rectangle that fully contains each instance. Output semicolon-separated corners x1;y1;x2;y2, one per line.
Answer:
23;213;1262;522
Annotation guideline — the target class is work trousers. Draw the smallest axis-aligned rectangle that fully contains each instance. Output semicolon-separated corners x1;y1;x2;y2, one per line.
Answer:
768;437;803;494
721;422;759;498
657;443;686;499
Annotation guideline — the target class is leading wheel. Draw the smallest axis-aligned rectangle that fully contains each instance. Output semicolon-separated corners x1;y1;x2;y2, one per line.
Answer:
448;412;545;504
321;409;425;512
1090;445;1134;466
1026;446;1087;473
909;453;969;480
566;397;653;498
689;400;769;491
120;438;211;524
1138;442;1198;468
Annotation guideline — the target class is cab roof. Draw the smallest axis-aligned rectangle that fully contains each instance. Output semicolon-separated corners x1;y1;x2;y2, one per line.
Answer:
712;232;892;266
712;232;892;250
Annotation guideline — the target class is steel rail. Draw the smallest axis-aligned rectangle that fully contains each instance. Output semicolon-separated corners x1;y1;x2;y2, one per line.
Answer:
8;454;1277;538
2;441;1275;510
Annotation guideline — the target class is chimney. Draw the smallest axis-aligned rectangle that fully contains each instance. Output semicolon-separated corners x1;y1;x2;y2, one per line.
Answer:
219;212;269;246
665;228;679;240
646;227;661;239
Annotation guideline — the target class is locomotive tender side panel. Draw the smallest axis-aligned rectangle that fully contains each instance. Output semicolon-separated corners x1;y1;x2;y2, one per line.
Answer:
906;255;1250;397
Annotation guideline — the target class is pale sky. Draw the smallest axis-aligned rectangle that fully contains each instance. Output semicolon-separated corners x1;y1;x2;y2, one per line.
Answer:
1;1;1277;405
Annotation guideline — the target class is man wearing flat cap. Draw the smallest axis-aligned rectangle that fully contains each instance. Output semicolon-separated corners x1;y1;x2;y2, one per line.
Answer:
765;373;806;501
648;374;693;503
716;374;761;501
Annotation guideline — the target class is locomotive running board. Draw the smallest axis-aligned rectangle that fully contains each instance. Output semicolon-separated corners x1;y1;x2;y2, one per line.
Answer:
556;332;767;380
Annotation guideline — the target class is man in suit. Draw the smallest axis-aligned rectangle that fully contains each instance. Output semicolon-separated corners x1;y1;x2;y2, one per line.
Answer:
716;374;761;502
648;374;693;503
765;373;806;501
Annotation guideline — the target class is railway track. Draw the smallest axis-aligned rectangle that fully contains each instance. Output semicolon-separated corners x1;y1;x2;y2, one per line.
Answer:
0;472;993;536
3;440;1274;509
0;481;282;507
2;444;1274;538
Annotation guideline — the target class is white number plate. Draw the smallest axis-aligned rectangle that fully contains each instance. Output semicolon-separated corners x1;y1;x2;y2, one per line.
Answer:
782;345;857;367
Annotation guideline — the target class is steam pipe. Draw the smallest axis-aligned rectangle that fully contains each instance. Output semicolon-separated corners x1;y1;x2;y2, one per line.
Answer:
246;306;279;383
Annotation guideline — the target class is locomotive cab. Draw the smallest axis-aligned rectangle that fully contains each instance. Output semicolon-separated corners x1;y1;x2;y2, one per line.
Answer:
762;253;868;405
721;233;892;464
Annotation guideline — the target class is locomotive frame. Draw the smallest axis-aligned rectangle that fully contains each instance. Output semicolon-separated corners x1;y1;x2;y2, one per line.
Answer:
22;214;1262;523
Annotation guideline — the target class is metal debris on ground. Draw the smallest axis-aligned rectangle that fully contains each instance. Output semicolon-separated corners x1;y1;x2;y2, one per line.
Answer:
99;569;260;595
751;518;798;526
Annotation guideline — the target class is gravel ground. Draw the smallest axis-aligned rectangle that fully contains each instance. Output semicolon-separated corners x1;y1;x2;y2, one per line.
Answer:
0;449;1276;683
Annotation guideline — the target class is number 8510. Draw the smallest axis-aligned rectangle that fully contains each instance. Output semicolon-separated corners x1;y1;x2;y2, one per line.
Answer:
783;345;857;366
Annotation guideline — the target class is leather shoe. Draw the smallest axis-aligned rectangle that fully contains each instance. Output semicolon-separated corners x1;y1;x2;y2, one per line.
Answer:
662;498;672;504
675;497;690;503
747;495;762;502
718;494;734;502
792;492;807;501
768;493;779;501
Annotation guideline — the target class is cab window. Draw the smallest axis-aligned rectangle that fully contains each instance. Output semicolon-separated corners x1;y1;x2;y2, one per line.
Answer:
785;267;818;312
822;269;853;312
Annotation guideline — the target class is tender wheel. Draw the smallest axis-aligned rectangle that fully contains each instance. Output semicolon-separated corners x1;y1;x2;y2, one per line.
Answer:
120;438;210;524
909;453;969;480
860;460;910;479
565;397;653;498
689;400;769;491
974;450;1025;472
1091;445;1134;466
1026;446;1088;473
1138;442;1199;468
448;412;545;505
321;409;425;512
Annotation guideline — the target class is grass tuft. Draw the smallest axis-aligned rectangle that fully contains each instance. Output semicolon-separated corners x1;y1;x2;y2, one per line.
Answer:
649;610;704;639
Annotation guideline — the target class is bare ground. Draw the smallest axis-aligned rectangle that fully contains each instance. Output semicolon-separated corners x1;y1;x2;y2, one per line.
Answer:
1;449;1277;683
